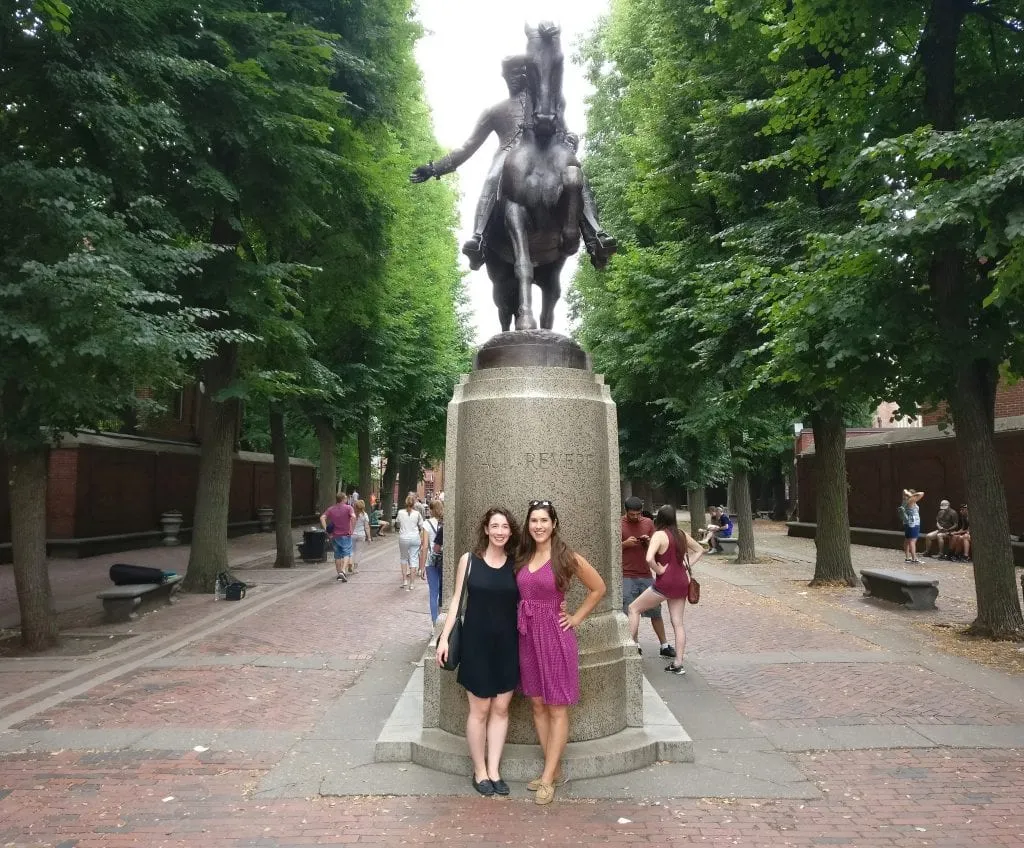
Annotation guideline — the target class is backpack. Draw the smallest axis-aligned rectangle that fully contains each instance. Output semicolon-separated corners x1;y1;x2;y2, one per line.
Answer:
897;503;909;525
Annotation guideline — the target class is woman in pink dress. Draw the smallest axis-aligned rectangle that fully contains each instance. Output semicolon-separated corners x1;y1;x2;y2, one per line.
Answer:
627;504;704;675
515;500;606;805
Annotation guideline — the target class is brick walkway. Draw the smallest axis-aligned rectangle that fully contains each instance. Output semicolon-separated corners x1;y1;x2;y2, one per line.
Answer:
1;525;1022;846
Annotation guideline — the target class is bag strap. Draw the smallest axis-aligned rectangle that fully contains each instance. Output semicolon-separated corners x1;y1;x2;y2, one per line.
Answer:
455;553;472;618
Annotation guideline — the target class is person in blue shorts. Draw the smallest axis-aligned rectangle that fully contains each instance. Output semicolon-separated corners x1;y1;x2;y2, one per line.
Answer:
900;489;925;563
321;493;355;582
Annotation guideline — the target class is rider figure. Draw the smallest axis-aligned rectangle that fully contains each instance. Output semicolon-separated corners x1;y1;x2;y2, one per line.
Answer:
410;56;615;270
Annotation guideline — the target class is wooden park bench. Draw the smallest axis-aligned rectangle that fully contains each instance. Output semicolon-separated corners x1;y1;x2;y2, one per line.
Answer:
860;568;938;611
97;574;184;623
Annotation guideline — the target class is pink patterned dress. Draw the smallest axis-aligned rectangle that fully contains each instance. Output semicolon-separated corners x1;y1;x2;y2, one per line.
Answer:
516;560;579;706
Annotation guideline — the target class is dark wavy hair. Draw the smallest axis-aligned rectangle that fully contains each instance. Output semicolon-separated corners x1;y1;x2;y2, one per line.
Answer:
473;507;520;557
515;501;578;593
654;504;688;559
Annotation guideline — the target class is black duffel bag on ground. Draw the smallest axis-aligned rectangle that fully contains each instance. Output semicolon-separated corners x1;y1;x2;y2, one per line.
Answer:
110;563;167;585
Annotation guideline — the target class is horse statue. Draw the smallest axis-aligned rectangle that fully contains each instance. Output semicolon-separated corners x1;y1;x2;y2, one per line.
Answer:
483;22;595;331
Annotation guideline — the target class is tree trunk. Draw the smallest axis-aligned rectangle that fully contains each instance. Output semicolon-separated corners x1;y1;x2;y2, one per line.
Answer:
183;346;241;593
269;404;294;569
732;467;756;563
7;446;58;650
950;366;1023;637
687;487;707;538
357;426;372;508
399;457;419;501
381;449;398;518
808;406;856;586
771;465;788;521
920;0;1022;637
312;415;336;514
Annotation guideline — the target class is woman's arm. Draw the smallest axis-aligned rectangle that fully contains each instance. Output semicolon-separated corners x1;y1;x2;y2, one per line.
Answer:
435;553;470;665
645;530;670;575
560;555;606;631
683;532;705;568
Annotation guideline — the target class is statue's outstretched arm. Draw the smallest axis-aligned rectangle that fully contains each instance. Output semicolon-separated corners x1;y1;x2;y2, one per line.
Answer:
410;111;494;183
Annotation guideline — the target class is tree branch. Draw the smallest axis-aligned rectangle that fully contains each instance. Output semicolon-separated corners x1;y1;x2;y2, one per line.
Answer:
968;2;1024;35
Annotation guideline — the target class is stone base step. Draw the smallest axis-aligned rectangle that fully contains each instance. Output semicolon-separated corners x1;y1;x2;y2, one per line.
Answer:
375;667;693;781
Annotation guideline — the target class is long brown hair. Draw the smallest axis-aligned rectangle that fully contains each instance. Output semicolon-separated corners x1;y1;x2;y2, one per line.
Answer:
516;501;578;593
654;504;688;558
473;507;520;558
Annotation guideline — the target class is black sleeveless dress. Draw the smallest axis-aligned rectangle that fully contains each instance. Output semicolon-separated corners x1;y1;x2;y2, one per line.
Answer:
457;553;520;698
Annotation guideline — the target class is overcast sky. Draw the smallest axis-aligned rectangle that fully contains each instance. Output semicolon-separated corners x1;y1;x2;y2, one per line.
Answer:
413;0;609;343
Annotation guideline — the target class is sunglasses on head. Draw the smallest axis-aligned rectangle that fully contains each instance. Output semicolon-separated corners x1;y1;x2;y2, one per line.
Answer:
529;499;553;508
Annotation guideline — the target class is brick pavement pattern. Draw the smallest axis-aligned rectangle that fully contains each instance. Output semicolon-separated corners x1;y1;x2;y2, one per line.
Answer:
15;666;356;731
0;749;1022;846
700;662;1024;725
2;528;1023;846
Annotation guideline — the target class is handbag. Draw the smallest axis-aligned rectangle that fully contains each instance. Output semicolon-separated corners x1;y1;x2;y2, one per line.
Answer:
683;553;700;604
440;555;472;671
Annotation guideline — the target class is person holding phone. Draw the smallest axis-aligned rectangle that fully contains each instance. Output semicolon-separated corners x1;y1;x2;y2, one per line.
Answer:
621;497;673;658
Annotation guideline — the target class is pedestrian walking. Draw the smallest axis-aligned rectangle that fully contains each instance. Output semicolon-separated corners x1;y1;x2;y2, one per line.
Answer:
396;493;425;590
320;493;354;582
350;499;371;574
627;504;704;676
424;500;444;623
515;499;606;805
435;507;521;797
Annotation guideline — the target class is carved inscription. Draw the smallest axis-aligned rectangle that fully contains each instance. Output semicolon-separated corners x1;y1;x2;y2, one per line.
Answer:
473;450;597;472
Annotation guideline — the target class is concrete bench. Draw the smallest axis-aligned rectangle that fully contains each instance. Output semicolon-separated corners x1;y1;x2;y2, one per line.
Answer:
717;537;739;555
97;574;183;623
860;568;938;611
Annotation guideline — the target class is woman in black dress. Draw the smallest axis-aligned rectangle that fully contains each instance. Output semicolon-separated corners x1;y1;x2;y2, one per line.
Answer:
436;507;520;796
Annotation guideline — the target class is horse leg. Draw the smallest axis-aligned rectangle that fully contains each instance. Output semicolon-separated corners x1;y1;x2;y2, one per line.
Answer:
560;165;583;257
536;259;565;331
504;201;537;330
486;255;518;333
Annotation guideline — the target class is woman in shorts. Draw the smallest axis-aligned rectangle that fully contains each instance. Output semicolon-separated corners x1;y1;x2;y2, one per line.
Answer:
396;493;424;590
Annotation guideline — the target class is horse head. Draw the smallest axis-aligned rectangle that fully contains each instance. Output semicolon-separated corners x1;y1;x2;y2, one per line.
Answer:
523;21;563;139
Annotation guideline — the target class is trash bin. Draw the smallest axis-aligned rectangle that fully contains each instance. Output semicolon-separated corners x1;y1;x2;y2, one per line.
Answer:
298;528;328;562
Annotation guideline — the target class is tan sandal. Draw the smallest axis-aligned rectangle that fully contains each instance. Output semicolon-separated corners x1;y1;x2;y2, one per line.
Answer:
527;772;565;791
534;782;555;805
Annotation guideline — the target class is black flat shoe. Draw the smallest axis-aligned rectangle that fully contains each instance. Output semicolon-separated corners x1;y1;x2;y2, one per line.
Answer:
490;778;510;796
472;777;494;796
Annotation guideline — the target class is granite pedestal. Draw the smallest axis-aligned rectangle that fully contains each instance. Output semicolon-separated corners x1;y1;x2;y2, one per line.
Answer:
374;331;692;777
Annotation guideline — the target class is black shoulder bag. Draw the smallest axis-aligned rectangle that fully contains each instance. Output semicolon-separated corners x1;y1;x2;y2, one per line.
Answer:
440;555;472;671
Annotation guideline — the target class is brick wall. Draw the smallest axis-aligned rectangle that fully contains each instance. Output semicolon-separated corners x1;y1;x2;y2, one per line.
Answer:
922;379;1024;425
797;426;1024;533
0;437;317;546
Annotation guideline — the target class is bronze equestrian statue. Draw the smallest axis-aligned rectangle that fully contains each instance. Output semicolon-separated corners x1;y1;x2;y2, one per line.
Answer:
410;23;615;331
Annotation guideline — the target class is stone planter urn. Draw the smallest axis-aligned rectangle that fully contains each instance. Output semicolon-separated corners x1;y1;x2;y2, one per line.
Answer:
160;511;183;546
256;506;274;532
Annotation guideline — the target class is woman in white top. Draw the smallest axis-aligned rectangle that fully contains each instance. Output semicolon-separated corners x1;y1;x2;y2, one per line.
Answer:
396;493;425;590
350;499;371;574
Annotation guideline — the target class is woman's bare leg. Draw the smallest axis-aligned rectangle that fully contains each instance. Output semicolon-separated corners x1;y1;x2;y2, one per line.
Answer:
466;693;491;782
485;691;514;781
628;588;666;644
667;597;687;664
540;705;569;785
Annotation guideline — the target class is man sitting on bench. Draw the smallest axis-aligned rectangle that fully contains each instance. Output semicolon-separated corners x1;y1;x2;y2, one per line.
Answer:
701;506;733;554
370;507;387;537
921;499;959;558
